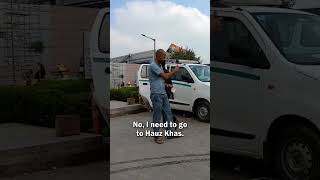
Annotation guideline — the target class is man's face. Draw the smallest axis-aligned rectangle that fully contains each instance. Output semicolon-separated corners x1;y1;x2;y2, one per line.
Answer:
157;51;166;63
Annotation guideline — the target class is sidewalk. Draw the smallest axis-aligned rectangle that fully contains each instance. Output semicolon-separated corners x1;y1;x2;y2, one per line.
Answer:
110;100;146;118
0;123;106;177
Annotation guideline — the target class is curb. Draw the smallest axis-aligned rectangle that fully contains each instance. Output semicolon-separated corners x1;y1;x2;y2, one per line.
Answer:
110;104;147;118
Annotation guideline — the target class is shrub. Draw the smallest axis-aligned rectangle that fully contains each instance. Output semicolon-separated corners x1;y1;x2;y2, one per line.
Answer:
110;87;139;102
34;80;90;93
0;86;19;123
0;80;91;128
102;126;109;137
0;86;63;126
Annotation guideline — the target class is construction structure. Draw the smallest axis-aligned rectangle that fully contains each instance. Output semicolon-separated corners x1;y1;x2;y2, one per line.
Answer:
0;0;49;85
0;0;105;85
111;50;154;64
62;0;108;8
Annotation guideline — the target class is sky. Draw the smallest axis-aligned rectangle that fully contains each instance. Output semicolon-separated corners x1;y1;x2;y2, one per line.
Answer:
110;0;210;63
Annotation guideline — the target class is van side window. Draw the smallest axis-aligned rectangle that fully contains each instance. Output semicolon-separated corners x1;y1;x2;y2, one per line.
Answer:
99;13;110;53
301;23;320;47
212;16;266;67
172;67;193;83
141;65;149;78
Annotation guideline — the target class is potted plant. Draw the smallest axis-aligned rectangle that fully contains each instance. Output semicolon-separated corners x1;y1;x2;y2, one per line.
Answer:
127;96;135;105
55;96;80;137
127;91;136;105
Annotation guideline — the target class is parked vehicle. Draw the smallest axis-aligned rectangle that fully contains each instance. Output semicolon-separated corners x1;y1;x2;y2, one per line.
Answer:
138;62;210;122
90;8;109;121
212;3;320;180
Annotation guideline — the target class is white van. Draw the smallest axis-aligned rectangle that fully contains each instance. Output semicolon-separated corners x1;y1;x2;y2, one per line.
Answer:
90;8;109;121
212;4;320;180
138;63;210;122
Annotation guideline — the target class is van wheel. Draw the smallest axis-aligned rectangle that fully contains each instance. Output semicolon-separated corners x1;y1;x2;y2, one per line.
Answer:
273;125;320;180
194;101;209;122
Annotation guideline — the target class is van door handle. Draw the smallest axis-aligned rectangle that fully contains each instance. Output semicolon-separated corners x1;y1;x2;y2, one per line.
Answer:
143;83;148;85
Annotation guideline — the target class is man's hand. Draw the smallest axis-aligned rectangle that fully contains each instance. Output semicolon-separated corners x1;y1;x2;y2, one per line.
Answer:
160;65;180;80
174;65;180;72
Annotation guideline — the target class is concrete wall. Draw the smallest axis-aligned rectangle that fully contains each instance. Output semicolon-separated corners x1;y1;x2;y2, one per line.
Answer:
124;64;140;86
110;63;140;88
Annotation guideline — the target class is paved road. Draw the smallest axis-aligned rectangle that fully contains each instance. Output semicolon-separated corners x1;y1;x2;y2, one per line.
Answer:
110;111;210;180
212;153;276;180
1;153;271;180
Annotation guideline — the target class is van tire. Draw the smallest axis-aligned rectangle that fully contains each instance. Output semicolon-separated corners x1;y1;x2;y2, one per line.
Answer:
273;124;320;180
194;101;209;122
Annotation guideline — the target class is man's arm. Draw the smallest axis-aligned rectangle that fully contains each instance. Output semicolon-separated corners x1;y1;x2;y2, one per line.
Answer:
160;66;180;80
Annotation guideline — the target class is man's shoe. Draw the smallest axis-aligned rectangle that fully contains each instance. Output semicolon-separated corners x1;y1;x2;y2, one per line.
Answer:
154;137;164;144
173;117;179;130
167;135;183;139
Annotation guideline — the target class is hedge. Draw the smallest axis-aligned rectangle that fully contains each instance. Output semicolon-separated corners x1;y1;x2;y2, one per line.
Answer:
33;79;90;93
0;80;92;129
102;126;109;137
110;87;139;102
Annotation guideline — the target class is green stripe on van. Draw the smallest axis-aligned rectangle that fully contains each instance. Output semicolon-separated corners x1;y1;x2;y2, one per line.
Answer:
211;67;260;80
139;80;191;87
93;57;110;63
139;80;149;82
173;82;192;87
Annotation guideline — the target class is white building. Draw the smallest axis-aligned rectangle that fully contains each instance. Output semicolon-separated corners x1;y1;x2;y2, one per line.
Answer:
111;50;154;64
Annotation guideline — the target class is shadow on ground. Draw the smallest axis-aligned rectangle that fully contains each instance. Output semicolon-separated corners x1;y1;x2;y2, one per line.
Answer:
211;152;275;180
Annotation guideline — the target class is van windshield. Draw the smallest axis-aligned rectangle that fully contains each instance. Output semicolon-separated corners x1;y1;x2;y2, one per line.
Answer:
189;65;210;82
253;13;320;65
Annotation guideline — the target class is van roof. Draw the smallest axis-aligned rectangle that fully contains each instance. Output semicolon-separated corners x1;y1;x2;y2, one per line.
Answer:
215;6;312;15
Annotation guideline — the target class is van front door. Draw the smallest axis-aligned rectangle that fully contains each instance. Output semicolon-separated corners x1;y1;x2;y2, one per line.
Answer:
138;65;151;107
170;66;194;111
212;12;270;155
90;8;109;122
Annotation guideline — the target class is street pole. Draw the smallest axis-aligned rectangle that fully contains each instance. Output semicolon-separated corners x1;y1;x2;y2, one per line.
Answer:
153;39;156;61
141;34;156;62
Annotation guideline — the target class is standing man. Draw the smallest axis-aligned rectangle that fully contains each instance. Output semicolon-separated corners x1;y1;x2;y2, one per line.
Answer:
149;49;180;144
212;0;223;33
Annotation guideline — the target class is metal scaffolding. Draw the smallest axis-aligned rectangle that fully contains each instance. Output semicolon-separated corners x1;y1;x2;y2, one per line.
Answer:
0;0;46;85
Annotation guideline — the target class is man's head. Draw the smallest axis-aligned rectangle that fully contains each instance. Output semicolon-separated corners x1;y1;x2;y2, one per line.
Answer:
212;11;223;33
155;49;166;64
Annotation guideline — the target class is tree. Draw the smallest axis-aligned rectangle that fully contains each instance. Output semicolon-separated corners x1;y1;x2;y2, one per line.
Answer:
170;48;201;62
281;0;296;8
